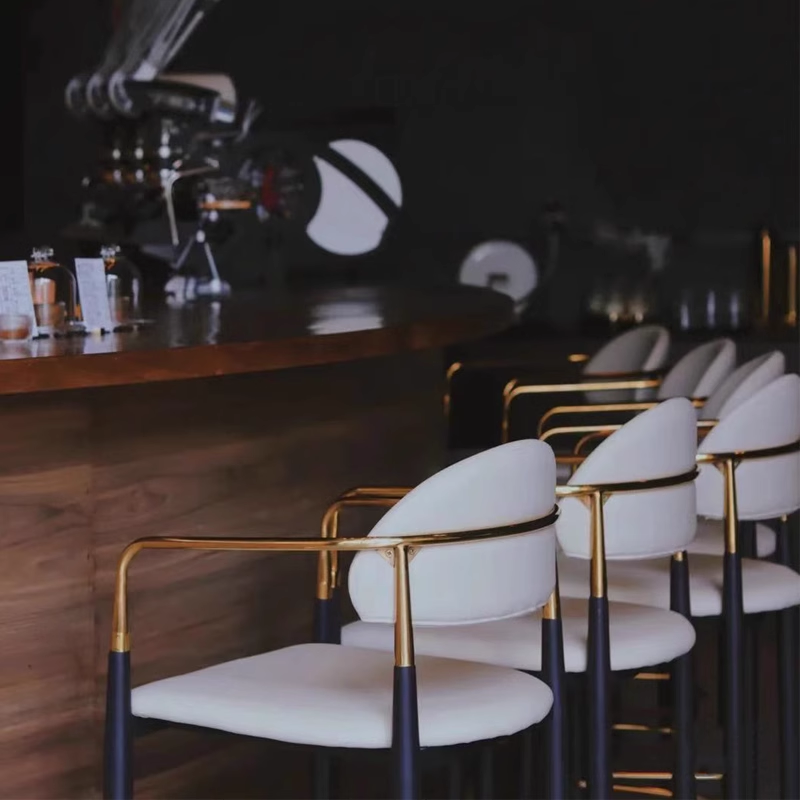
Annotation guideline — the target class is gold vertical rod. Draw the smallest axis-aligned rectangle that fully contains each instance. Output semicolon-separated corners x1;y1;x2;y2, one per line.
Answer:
760;229;772;324
787;245;798;326
394;545;415;667
721;458;739;554
590;491;607;598
443;361;462;419
543;586;560;620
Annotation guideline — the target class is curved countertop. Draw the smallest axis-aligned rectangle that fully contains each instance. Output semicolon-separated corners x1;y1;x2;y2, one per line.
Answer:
0;284;512;396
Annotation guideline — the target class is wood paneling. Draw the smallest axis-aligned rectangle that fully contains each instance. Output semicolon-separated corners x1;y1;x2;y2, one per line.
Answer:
0;350;446;798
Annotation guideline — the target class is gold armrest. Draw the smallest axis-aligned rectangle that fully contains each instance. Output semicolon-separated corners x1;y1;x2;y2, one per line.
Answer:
502;374;662;443
320;486;413;598
554;468;698;597
111;506;559;665
537;398;706;438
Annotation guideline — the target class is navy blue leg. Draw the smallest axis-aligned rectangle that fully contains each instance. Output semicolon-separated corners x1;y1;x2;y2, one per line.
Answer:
479;745;494;799
392;666;421;800
448;752;464;800
586;596;611;800
104;650;133;800
743;613;759;798
542;616;568;800
313;751;338;800
777;515;800;799
314;591;341;645
670;553;696;799
722;549;745;800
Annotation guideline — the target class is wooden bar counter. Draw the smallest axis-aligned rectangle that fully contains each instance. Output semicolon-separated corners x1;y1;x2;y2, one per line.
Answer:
0;284;511;799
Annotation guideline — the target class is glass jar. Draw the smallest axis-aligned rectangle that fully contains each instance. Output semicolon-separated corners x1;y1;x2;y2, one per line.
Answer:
101;245;142;326
28;246;76;336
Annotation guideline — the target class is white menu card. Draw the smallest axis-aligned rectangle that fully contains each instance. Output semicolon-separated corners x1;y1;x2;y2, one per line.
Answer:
0;260;38;338
75;258;114;333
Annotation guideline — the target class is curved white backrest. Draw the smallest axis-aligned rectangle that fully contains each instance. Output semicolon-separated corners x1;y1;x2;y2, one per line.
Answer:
306;140;402;256
458;241;539;314
557;398;698;560
583;325;670;402
584;325;670;375
657;339;736;400
700;351;785;420
697;374;800;520
348;440;557;626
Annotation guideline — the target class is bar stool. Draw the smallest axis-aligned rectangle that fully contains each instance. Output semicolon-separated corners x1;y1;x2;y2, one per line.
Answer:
557;374;800;799
687;351;786;559
533;338;738;442
581;324;670;401
344;399;700;799
103;441;560;800
656;338;736;400
446;325;670;451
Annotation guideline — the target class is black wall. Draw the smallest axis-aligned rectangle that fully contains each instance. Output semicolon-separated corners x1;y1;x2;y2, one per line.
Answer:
11;1;800;325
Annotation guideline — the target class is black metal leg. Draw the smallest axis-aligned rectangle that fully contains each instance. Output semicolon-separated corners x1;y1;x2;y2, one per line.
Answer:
312;751;338;800
722;549;745;800
670;553;696;799
568;675;586;800
519;726;537;800
542;616;568;800
479;745;494;799
777;515;800;799
313;591;341;645
104;650;133;800
448;752;464;800
587;596;611;800
392;666;421;800
743;614;759;798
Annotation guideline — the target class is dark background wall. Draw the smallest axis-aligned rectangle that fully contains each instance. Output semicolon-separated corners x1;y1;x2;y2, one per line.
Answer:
5;1;799;327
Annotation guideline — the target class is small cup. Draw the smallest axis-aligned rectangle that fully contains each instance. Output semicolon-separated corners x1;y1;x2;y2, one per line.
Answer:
0;313;32;340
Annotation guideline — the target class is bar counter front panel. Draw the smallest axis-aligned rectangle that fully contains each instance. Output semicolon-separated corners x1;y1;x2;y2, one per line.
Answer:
0;285;511;798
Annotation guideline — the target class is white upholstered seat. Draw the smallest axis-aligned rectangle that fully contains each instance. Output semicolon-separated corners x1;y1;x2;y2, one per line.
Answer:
343;597;695;675
346;401;698;686
131;441;559;752
687;517;777;558
583;325;670;402
699;351;785;421
557;552;800;617
132;644;551;749
560;374;800;616
657;338;736;400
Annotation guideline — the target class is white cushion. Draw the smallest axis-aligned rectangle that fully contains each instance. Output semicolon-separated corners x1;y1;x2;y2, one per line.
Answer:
557;399;698;560
687;518;777;558
657;338;735;400
349;440;557;626
583;325;670;403
557;552;800;617
556;462;574;484
342;597;695;674
131;643;552;749
700;351;785;420
697;374;800;520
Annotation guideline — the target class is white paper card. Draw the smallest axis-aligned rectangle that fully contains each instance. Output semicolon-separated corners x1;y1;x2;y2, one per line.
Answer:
75;258;114;332
0;260;38;338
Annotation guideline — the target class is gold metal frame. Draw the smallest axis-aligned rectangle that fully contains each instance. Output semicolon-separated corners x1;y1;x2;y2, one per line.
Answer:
537;398;706;439
501;372;662;443
110;504;559;672
318;486;411;599
554;468;699;598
